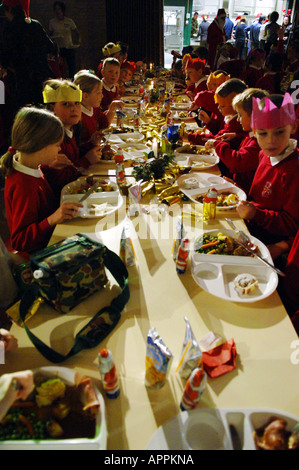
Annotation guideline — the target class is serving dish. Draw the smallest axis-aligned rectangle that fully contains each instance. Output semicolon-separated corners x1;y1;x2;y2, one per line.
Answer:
176;173;246;210
146;408;298;450
190;229;278;303
0;366;107;450
61;177;123;218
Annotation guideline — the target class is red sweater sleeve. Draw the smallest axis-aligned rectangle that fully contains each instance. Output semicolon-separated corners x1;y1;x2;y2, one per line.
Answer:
213;136;260;173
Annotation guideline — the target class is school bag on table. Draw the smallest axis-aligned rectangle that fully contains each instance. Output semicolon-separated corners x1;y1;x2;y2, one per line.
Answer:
18;233;129;363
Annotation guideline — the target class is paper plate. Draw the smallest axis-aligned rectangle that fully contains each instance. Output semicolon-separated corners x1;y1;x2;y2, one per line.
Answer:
146;408;299;450
190;229;278;303
176;173;246;210
0;366;106;450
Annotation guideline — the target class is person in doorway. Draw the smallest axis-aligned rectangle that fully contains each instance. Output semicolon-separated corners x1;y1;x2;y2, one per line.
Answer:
49;1;81;78
191;12;199;38
198;15;210;47
207;9;227;70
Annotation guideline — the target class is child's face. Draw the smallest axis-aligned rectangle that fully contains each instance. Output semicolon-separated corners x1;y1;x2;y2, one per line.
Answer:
102;64;120;86
41;139;63;166
217;102;234;117
52;101;81;129
236;106;251;132
254;124;296;156
84;83;102;108
185;68;203;84
120;68;133;83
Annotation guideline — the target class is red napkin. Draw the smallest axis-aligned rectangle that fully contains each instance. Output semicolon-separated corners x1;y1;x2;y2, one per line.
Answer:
202;338;237;378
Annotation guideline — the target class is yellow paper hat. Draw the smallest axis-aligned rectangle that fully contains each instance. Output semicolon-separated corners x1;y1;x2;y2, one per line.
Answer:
207;72;230;89
43;83;82;103
214;91;238;107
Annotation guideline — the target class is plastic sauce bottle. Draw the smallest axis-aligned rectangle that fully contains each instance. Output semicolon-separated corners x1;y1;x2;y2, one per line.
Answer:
180;367;206;411
115;147;125;187
203;188;218;220
98;348;120;398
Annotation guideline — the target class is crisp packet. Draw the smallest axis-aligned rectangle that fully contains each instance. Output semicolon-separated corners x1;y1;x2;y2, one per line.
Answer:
176;317;202;379
145;327;173;388
120;224;136;266
172;216;185;260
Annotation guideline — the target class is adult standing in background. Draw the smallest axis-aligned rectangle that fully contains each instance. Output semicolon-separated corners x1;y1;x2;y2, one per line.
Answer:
234;17;247;59
1;0;56;110
191;12;199;38
224;14;234;40
246;14;266;50
49;1;81;78
264;11;280;55
207;9;227;69
198;15;210;47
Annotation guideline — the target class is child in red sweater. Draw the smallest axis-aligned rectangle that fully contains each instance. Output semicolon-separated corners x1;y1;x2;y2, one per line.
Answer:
0;107;81;255
184;56;208;101
190;78;247;153
100;57;121;112
43;79;102;170
73;70;123;145
119;60;136;95
237;93;299;245
208;88;267;193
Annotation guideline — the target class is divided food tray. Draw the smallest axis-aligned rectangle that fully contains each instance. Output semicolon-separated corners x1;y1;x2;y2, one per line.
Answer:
176;173;247;210
61;178;123;218
174;154;220;171
191;230;278;302
0;367;107;450
146;408;298;450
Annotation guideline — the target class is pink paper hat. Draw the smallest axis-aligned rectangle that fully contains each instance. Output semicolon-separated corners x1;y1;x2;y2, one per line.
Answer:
251;93;296;129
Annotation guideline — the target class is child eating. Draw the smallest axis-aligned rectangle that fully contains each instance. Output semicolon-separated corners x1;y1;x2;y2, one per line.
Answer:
237;93;299;245
0;107;82;255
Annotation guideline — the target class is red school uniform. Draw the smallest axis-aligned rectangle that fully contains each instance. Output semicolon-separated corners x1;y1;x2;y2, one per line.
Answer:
80;106;109;144
4;156;79;254
213;133;260;194
188;114;246;150
256;72;281;94
247;142;299;244
60;127;91;169
243;66;263;88
100;81;119;112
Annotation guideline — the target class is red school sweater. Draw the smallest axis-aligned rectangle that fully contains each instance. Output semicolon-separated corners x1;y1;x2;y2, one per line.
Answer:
247;145;299;243
81;107;109;144
213;134;260;194
5;162;80;254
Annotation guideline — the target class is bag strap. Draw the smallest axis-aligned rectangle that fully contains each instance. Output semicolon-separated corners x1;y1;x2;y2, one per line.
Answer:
19;247;130;363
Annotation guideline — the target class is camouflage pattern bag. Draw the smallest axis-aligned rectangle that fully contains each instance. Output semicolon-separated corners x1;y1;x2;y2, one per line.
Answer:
30;234;108;313
19;233;130;363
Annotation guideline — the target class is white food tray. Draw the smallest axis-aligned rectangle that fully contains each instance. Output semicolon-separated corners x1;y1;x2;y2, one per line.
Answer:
0;367;107;450
174;154;220;171
146;408;298;450
191;229;278;303
61;177;123;218
176;172;246;210
107;132;144;144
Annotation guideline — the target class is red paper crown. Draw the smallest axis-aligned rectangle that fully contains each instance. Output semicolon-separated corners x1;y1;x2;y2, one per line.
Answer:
282;9;291;15
121;60;136;75
251;93;296;129
185;57;205;71
1;0;30;22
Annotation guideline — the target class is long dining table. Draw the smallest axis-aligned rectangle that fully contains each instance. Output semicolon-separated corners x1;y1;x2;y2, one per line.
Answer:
1;155;299;451
1;85;299;450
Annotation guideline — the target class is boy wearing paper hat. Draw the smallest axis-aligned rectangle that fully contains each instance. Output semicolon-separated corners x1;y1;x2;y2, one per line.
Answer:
184;56;207;100
237;93;299;245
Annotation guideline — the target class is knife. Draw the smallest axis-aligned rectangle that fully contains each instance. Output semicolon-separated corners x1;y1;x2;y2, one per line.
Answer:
79;181;100;203
233;236;286;277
